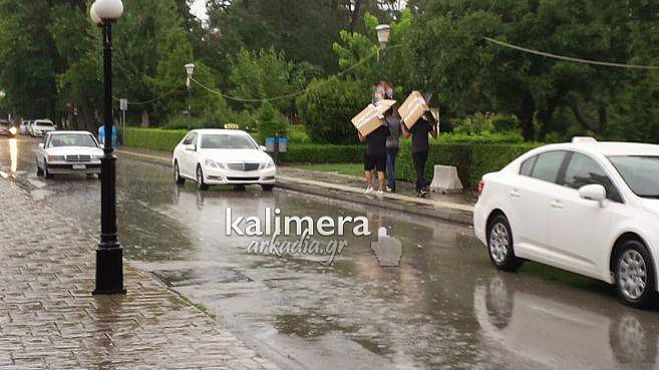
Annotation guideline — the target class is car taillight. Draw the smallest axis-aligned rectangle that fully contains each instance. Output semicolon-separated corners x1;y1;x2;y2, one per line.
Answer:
478;180;485;195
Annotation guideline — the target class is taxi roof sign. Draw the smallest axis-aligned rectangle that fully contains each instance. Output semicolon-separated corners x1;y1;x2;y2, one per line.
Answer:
571;136;598;144
224;123;240;129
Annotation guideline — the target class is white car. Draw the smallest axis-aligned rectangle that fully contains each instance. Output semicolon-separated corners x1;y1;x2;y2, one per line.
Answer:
36;131;103;178
32;119;56;136
172;129;276;191
474;138;659;308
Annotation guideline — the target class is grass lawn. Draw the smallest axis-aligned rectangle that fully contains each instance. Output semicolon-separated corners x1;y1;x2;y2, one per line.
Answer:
289;163;364;177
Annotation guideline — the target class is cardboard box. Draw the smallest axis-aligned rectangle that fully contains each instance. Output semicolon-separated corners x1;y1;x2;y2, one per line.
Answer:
398;91;429;129
351;100;396;136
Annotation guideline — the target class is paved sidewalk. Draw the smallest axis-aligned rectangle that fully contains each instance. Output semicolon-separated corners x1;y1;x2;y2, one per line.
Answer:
0;179;278;369
116;147;475;225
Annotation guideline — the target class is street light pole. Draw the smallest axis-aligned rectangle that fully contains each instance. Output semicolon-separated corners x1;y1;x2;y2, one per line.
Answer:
91;0;125;295
185;63;195;121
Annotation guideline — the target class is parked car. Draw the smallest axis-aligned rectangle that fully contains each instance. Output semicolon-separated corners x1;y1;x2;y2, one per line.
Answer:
31;119;56;137
474;138;659;308
172;129;276;191
35;131;103;178
0;120;8;136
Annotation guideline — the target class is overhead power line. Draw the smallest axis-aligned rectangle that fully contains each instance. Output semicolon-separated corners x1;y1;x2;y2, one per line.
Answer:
484;37;659;70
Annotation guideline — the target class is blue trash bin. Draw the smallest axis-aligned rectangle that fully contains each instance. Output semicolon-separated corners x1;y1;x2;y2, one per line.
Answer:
98;125;119;147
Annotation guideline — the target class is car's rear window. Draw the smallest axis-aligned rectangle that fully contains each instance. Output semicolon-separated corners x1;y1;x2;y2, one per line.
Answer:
36;121;53;127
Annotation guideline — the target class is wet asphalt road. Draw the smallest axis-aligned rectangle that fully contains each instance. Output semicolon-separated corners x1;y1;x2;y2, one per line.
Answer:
2;136;659;370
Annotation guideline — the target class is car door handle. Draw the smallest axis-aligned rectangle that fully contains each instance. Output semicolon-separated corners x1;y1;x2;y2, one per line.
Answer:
550;200;564;209
509;190;521;198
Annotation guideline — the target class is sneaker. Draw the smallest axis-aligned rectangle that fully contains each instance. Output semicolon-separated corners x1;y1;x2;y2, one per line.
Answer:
364;187;374;195
418;189;428;198
385;186;395;193
377;189;384;197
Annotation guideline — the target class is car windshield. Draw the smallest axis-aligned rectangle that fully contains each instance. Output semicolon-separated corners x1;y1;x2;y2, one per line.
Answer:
199;134;257;150
36;121;53;127
609;156;659;198
49;134;98;148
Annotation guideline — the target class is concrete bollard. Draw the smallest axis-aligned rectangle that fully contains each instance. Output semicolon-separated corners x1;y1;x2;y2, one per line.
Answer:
430;165;463;194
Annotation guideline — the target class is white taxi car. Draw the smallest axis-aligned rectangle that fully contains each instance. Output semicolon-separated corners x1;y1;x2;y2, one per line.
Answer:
474;138;659;308
172;129;276;191
36;131;103;178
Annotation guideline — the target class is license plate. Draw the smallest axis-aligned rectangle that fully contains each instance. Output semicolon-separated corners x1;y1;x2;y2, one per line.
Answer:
72;165;86;170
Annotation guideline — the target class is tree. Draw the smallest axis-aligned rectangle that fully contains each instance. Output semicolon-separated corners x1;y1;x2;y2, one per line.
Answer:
296;76;371;144
0;0;58;119
404;0;653;141
228;47;305;113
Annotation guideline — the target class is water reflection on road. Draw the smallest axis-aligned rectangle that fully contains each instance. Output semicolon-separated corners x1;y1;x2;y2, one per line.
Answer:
1;137;659;369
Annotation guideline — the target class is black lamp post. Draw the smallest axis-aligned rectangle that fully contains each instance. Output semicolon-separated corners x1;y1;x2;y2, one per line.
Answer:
90;0;126;295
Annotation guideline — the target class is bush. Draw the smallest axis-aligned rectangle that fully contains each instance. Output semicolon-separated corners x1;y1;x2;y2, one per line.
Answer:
436;131;524;144
282;144;363;163
256;102;289;139
289;125;310;143
124;127;188;152
296;77;370;144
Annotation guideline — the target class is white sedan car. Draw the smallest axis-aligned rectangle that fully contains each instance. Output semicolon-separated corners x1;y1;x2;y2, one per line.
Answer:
474;138;659;308
172;129;276;191
36;131;103;178
32;119;56;137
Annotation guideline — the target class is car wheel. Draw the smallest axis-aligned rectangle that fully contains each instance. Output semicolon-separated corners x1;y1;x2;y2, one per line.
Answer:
36;159;44;177
487;215;522;271
261;184;274;192
43;164;52;179
615;240;657;309
173;161;185;185
196;165;208;191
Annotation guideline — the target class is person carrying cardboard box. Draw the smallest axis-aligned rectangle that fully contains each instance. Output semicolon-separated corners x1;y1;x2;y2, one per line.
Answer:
353;100;396;196
400;93;438;197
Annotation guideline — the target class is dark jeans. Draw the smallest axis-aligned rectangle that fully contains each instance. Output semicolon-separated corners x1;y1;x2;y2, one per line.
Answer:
386;147;398;189
412;150;429;192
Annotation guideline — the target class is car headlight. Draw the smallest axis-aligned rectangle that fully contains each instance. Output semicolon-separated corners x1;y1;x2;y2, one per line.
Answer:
262;160;275;169
47;155;65;162
91;154;103;160
205;159;226;169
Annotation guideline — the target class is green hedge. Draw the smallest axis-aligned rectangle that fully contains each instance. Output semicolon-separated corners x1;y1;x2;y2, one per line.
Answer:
282;141;539;188
282;144;363;163
125;127;539;188
125;127;188;152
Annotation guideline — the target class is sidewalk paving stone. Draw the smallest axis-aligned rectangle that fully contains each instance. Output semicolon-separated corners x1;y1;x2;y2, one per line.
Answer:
0;179;278;369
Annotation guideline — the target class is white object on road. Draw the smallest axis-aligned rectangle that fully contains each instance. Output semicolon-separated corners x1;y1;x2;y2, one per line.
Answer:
430;165;463;194
172;129;276;191
473;137;659;308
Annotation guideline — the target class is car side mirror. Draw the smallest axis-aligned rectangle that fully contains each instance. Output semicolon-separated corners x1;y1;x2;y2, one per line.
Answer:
184;144;196;151
579;184;606;206
260;145;267;152
38;143;44;149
